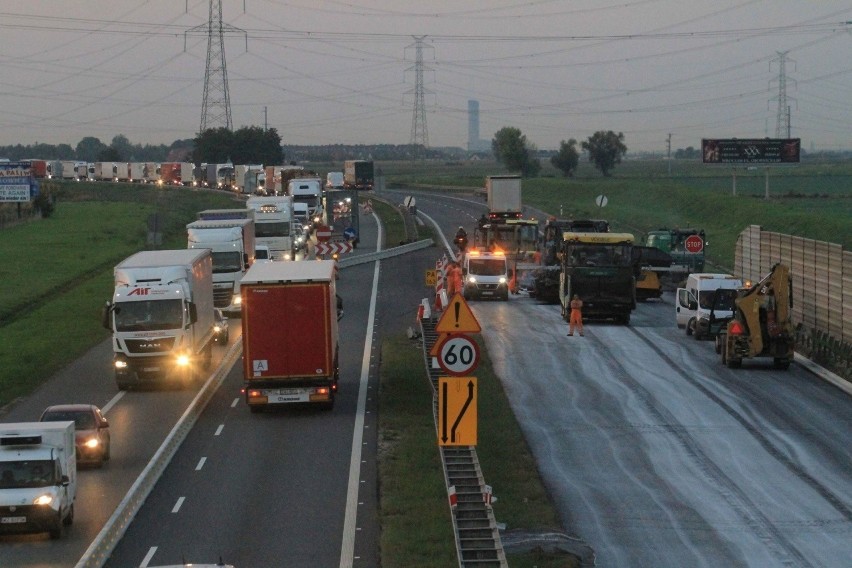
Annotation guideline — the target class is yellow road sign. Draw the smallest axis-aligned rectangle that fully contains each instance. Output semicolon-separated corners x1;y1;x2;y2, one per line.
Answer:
436;293;481;334
438;377;477;446
425;269;437;287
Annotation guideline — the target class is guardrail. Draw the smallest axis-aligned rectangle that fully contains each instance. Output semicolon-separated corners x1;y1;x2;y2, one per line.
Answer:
337;238;434;268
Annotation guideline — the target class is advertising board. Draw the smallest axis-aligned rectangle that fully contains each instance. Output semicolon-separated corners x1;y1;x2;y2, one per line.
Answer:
701;138;800;164
0;162;36;202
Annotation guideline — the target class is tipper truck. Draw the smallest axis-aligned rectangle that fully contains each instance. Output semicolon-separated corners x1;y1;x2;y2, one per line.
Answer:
103;249;215;390
241;260;342;411
187;218;255;313
0;422;76;539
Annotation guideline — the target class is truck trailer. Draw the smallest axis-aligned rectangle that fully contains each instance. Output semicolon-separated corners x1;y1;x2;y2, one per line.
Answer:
187;218;256;313
485;175;522;220
241;260;342;411
103;249;215;389
343;160;374;190
0;422;76;539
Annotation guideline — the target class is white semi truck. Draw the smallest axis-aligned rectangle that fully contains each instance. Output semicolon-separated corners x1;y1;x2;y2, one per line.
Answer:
0;422;76;539
246;195;296;261
187;218;256;314
103;249;216;390
288;177;324;222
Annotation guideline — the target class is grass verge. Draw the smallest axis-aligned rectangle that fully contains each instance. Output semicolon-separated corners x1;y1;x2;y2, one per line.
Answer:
378;335;578;567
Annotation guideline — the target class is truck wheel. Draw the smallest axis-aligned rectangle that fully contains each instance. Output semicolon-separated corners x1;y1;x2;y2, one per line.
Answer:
249;405;263;414
116;380;130;391
715;336;722;354
63;504;74;526
686;319;694;336
49;515;63;539
720;340;728;365
694;329;703;341
726;356;741;369
773;358;791;370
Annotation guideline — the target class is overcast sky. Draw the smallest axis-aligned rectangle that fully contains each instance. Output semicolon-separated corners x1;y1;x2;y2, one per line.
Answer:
1;1;850;153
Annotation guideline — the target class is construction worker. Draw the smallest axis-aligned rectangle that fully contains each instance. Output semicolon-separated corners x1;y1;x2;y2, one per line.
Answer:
446;261;463;298
568;294;584;336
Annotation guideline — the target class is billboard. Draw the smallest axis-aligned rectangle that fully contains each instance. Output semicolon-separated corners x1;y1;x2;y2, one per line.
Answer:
0;162;37;203
701;138;800;164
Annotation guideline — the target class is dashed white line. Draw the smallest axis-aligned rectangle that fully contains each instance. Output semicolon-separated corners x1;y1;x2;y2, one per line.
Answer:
140;546;157;567
231;397;240;408
172;496;185;513
215;424;224;436
195;457;207;471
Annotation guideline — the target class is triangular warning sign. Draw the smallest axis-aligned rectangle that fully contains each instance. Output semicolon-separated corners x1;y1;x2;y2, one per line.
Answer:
436;293;481;334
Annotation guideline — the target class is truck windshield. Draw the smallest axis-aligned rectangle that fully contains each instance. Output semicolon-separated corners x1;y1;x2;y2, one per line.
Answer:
114;299;184;331
255;222;290;238
211;251;242;273
468;259;506;276
566;244;632;267
0;460;56;488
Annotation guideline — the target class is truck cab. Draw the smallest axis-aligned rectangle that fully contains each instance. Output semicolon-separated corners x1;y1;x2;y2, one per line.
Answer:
676;273;743;339
462;248;509;301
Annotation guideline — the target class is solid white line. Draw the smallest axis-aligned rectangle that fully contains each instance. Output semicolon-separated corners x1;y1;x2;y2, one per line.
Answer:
339;214;382;568
195;457;206;471
171;496;185;513
101;391;125;414
140;546;157;567
214;424;224;436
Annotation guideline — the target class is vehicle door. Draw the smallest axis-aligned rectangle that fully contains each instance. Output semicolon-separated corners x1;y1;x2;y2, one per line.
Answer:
676;288;696;328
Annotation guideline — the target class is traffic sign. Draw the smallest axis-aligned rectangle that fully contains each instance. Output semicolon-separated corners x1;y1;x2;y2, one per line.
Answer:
315;241;352;255
315;225;332;242
425;269;437;287
437;334;480;376
438;377;477;446
343;227;358;240
435;293;481;334
595;194;608;208
684;235;704;254
429;333;448;357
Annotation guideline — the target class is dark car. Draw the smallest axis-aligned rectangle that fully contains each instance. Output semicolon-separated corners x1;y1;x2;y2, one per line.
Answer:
213;309;229;344
40;404;110;467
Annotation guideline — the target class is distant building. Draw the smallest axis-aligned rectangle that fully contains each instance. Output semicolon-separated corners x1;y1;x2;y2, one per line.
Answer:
467;100;491;153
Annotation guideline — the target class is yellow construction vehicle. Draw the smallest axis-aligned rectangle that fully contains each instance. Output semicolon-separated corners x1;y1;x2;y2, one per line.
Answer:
718;263;795;370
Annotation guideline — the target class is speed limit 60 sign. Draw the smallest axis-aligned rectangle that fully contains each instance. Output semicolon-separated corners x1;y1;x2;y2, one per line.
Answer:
437;334;480;376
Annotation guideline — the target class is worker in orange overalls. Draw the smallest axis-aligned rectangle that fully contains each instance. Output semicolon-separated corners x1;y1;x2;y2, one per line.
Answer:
568;294;584;336
446;261;463;298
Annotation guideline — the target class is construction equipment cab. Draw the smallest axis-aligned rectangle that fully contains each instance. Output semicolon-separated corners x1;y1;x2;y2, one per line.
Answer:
676;273;743;339
462;248;509;301
718;263;794;369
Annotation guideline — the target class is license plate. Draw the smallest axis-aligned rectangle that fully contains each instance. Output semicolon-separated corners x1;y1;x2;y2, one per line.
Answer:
1;516;26;524
143;367;160;372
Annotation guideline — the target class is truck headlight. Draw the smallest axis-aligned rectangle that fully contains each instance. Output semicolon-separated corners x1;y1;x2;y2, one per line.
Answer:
176;354;190;367
467;276;477;284
232;295;241;306
33;494;54;506
84;438;100;449
498;277;507;284
115;360;128;369
214;324;222;333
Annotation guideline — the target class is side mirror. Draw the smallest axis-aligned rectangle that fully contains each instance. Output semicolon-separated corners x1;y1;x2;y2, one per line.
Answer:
188;303;198;325
101;302;113;331
60;475;70;487
100;418;109;428
244;253;250;270
336;295;344;321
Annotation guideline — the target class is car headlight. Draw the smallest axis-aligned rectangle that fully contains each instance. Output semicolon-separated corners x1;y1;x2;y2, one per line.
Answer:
33;494;53;506
499;277;507;284
115;360;128;369
467;276;477;284
214;324;222;333
84;438;100;449
176;354;190;366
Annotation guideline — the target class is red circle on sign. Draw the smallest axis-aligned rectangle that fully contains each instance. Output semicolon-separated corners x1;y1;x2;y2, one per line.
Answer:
684;235;704;253
437;334;480;376
315;225;332;242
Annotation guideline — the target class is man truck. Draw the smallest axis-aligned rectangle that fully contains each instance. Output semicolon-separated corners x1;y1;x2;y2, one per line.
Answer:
241;260;342;411
187;218;255;314
103;249;216;390
246;195;295;261
0;422;76;539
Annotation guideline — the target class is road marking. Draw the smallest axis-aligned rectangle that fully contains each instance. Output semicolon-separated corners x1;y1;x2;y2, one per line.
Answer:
172;497;185;513
215;424;224;436
140;546;157;567
195;457;206;471
101;391;125;414
339;219;382;568
231;397;240;407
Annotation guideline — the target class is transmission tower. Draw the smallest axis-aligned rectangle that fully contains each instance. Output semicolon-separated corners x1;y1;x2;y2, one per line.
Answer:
406;36;433;154
769;51;796;138
186;0;246;133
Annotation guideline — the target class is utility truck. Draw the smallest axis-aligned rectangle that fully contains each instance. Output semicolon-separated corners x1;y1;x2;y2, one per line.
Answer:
718;263;795;369
676;273;743;339
187;218;255;313
462;248;510;301
246;195;295;260
241;261;342;411
0;422;76;539
103;249;215;390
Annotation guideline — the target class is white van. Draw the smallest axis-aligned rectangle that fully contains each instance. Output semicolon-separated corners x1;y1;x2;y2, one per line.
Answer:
462;248;509;301
676;273;743;339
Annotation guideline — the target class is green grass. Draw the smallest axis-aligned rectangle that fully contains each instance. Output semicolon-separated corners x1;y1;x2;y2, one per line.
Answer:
378;334;578;567
370;198;408;248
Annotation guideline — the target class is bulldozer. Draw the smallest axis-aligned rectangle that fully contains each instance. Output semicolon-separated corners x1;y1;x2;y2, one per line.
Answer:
717;263;795;370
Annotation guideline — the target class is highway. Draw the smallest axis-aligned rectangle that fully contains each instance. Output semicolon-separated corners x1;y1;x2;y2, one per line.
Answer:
2;185;850;567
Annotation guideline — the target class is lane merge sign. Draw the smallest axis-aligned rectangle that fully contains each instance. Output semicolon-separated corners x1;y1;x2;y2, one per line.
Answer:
438;377;477;446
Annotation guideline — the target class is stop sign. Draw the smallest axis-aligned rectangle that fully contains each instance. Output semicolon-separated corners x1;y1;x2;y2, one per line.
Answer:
315;225;332;242
684;234;704;253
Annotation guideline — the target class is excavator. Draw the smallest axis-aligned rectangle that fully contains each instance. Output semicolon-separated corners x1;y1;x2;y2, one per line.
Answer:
718;263;795;370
